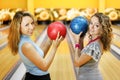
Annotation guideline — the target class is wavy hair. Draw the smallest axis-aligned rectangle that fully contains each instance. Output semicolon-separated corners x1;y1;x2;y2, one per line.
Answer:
92;13;113;51
8;11;35;55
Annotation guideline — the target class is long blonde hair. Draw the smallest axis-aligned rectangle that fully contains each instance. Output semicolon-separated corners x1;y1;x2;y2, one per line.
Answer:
92;13;113;51
8;11;35;55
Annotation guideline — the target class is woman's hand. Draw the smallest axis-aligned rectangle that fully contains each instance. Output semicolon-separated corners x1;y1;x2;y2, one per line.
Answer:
52;32;64;48
73;32;84;43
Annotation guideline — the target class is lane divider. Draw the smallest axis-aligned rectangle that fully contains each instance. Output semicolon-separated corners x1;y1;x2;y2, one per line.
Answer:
110;44;120;60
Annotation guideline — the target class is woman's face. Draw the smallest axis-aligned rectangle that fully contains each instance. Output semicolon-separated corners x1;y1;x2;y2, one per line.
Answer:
89;16;102;37
20;16;35;36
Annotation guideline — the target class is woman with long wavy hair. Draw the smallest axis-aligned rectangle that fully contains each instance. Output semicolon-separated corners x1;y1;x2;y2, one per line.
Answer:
73;13;113;80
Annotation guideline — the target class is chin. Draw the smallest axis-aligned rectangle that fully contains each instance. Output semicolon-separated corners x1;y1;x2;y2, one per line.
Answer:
29;34;33;36
29;32;33;35
89;32;94;35
27;33;32;36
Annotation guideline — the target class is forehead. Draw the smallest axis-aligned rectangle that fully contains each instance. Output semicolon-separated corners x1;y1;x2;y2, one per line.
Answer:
22;16;33;21
21;16;33;24
91;16;99;23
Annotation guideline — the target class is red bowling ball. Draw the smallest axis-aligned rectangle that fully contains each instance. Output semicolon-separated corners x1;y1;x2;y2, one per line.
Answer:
47;21;67;40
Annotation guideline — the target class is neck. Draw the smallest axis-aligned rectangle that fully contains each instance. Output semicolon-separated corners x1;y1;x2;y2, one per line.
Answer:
91;36;100;40
88;36;100;45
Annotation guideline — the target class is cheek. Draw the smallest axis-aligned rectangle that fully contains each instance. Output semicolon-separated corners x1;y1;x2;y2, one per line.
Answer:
89;25;92;29
20;26;27;33
33;26;35;30
20;28;24;34
100;29;103;35
96;28;102;34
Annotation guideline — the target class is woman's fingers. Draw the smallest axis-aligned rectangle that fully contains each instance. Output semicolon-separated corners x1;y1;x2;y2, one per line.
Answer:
57;32;60;39
78;32;83;37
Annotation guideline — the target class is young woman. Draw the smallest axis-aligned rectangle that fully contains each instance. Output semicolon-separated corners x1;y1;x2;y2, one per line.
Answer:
8;11;63;80
73;13;113;80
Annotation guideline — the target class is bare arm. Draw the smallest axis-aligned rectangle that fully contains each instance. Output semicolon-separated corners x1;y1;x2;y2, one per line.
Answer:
74;32;92;67
22;34;63;71
74;47;92;67
40;37;52;57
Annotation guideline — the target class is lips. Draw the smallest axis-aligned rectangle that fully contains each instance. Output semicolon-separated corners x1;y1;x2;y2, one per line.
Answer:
89;29;94;32
89;30;94;34
28;31;33;34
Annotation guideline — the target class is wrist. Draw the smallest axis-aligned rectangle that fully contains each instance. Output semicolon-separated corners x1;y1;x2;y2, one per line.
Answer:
75;43;80;49
48;40;52;46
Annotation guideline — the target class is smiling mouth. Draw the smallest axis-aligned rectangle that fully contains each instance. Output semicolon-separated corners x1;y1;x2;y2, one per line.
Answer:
89;30;93;32
28;31;33;34
30;32;33;34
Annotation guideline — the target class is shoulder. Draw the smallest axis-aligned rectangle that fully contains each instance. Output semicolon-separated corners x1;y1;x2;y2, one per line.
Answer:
82;41;102;61
21;42;37;57
21;42;33;51
19;36;33;48
84;41;100;50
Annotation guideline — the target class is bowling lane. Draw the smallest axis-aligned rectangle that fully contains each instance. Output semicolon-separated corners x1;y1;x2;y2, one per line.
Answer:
112;25;120;47
48;38;76;80
99;51;120;80
0;24;46;79
35;26;76;80
0;25;9;49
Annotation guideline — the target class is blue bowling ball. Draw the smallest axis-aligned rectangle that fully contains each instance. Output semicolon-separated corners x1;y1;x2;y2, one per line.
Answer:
70;16;88;36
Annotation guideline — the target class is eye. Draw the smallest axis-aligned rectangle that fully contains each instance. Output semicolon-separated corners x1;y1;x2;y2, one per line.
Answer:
31;21;34;25
25;23;29;26
96;25;99;27
89;21;92;24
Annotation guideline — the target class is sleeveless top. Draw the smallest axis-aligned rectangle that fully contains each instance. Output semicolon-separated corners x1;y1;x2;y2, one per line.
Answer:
77;41;103;80
18;35;48;76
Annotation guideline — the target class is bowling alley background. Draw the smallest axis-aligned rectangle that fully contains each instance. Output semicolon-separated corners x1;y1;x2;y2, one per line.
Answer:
0;0;120;80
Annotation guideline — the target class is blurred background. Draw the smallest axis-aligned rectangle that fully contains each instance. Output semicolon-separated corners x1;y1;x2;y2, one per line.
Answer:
0;0;120;80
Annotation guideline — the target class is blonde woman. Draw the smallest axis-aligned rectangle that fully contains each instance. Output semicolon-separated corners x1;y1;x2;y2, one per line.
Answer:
8;11;63;80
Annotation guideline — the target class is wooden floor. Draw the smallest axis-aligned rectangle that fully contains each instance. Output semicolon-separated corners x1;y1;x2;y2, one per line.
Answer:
0;24;120;80
112;25;120;47
48;38;76;80
99;51;120;80
0;46;20;79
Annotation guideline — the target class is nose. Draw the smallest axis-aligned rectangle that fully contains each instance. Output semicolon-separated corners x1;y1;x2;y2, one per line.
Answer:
89;24;94;29
29;24;34;30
